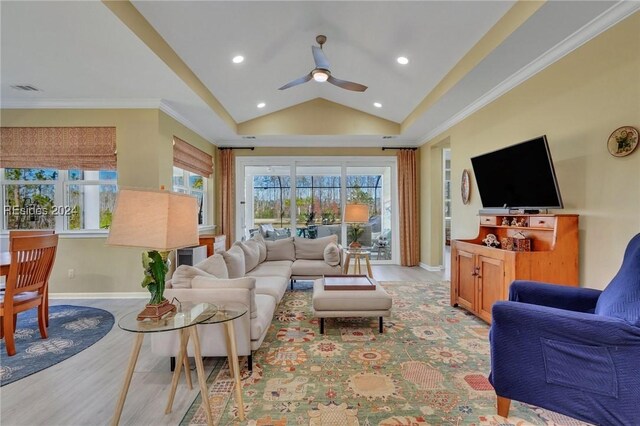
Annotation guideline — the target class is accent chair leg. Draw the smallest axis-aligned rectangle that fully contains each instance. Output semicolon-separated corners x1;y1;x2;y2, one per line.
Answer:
379;317;384;333
248;353;253;374
290;279;293;290
320;318;325;334
170;356;176;372
497;395;511;418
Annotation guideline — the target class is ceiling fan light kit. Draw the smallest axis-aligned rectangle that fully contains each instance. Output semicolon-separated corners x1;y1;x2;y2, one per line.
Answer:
279;35;367;92
312;69;329;82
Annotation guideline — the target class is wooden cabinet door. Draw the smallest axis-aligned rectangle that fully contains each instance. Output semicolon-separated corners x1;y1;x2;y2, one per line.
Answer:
455;250;476;311
477;255;505;323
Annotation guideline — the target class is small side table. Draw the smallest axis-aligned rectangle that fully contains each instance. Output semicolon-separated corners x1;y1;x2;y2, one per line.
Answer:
112;302;218;426
166;302;248;422
343;247;373;278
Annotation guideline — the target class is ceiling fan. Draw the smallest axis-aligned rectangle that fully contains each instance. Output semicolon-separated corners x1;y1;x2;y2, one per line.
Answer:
278;35;367;92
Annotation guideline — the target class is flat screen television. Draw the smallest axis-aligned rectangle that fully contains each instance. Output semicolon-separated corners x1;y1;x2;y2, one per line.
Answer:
470;135;563;210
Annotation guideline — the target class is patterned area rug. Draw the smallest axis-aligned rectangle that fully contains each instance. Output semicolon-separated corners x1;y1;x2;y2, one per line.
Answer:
0;305;114;386
181;281;589;425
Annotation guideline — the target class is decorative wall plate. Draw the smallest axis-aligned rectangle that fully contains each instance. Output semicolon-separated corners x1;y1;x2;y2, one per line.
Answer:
607;126;638;157
461;169;471;205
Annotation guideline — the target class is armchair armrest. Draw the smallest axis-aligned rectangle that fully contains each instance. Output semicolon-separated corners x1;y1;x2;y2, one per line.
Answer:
490;301;640;425
509;280;602;313
493;301;640;346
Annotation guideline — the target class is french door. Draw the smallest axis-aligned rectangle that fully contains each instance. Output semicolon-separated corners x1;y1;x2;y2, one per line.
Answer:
236;157;398;264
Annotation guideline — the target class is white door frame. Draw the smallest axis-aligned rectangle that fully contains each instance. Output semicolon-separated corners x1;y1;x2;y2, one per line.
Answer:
236;156;399;264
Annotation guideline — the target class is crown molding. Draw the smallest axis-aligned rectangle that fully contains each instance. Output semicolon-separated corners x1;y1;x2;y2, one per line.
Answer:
158;100;215;144
0;98;162;109
216;138;418;148
418;1;640;146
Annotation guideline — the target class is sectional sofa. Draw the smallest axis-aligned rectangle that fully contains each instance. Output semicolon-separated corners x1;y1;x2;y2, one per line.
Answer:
150;235;342;371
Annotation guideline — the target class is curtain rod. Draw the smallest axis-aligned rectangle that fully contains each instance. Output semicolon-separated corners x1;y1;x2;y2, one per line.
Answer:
218;147;255;150
381;147;418;151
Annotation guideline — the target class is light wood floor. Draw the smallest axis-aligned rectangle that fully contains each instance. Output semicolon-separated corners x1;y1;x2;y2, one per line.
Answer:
0;266;442;426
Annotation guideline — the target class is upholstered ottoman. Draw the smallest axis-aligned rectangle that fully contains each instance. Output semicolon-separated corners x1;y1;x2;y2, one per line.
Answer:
312;278;392;334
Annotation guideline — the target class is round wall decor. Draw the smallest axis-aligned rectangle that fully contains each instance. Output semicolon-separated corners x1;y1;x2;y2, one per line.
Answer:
461;169;471;205
607;126;638;157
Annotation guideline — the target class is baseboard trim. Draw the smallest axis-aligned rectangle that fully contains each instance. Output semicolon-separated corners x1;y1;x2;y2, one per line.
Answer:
419;262;444;272
50;292;148;299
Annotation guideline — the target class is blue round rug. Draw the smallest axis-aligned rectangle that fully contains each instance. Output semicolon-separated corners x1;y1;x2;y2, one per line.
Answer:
0;305;114;386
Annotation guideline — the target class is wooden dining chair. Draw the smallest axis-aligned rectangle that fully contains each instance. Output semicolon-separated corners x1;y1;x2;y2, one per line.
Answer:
1;234;59;356
8;230;55;325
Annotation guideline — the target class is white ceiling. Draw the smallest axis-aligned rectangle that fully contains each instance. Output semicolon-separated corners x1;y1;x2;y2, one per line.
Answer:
1;1;637;146
132;0;514;124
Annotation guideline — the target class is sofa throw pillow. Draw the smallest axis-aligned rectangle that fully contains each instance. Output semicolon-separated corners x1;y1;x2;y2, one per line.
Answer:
171;265;214;289
194;254;229;279
324;242;341;266
252;234;267;263
237;240;260;273
294;235;338;260
265;237;296;261
191;276;257;319
221;245;246;278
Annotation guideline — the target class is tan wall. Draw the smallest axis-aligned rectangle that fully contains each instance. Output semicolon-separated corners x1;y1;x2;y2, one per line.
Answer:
419;138;449;267
0;108;217;294
419;13;640;289
238;98;400;136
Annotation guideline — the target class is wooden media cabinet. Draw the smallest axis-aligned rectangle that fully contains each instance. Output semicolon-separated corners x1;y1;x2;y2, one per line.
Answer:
451;213;579;323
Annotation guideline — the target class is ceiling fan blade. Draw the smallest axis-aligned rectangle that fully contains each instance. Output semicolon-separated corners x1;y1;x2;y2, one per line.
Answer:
327;75;367;92
278;73;313;90
312;46;330;70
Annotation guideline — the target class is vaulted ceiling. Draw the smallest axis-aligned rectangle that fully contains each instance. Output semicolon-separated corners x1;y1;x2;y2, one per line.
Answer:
1;1;638;146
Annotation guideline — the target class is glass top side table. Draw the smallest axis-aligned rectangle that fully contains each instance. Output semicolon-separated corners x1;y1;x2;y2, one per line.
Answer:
344;247;374;278
112;302;222;426
165;301;248;423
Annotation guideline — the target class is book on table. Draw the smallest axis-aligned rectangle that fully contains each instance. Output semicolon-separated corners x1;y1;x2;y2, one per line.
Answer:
323;275;376;291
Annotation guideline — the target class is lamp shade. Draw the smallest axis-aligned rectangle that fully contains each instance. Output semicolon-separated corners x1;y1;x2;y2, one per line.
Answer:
106;188;199;251
344;204;369;223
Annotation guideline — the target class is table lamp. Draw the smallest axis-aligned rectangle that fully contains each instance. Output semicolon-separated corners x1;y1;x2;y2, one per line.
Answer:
344;203;369;248
107;188;199;320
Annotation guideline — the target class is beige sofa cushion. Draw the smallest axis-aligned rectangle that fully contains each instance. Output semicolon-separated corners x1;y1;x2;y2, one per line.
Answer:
252;294;277;341
237;240;260;273
291;259;343;277
265;237;295;261
294;235;337;260
323;242;341;266
194;254;229;278
221;245;246;278
171;265;214;288
251;234;268;263
246;263;292;279
192;276;257;318
254;276;288;302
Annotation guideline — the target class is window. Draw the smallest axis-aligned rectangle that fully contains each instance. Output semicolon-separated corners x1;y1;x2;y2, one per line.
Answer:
173;166;207;225
1;168;118;232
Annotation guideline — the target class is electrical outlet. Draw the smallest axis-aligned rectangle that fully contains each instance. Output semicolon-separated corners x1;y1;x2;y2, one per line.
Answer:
68;269;75;279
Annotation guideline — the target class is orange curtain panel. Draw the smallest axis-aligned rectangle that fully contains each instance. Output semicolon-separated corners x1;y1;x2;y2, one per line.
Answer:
218;148;235;248
397;149;420;266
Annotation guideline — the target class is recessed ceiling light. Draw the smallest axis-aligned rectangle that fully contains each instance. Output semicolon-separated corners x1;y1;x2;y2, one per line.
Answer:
232;55;244;64
397;56;409;65
373;102;382;108
257;102;266;108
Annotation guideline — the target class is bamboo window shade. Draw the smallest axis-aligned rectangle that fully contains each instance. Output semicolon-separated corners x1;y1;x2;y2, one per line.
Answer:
0;127;116;170
172;136;213;178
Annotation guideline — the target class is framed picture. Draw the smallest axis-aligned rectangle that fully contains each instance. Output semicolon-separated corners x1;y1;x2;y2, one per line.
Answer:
461;169;471;205
607;126;638;157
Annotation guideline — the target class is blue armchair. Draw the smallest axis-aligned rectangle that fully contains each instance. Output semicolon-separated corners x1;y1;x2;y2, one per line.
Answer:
489;233;640;425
